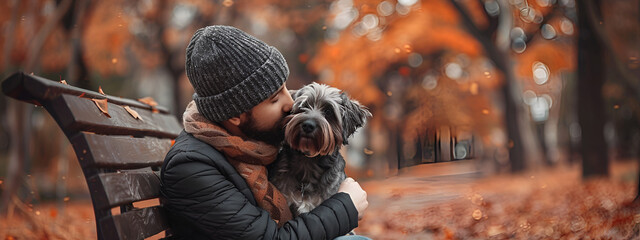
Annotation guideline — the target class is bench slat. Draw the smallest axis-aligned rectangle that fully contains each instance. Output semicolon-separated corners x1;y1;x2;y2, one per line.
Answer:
3;72;175;240
100;206;168;240
87;171;161;210
1;72;171;113
71;133;172;169
49;94;181;138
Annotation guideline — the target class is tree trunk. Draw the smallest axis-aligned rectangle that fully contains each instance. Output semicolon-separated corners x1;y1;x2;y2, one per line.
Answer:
448;0;534;173
1;0;19;72
0;101;30;214
501;66;526;172
577;0;608;178
636;0;640;202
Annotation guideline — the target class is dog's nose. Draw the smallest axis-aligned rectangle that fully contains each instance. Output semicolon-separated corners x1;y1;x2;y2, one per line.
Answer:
301;120;316;134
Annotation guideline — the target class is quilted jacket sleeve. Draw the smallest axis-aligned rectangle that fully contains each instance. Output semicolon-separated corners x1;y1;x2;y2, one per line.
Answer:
161;151;359;240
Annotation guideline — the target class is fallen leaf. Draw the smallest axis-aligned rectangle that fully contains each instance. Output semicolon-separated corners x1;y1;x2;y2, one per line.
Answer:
91;98;111;118
472;209;483;220
124;106;142;120
364;148;374;155
171;139;176;147
98;86;106;95
138;97;158;107
78;93;86;98
60;80;67;85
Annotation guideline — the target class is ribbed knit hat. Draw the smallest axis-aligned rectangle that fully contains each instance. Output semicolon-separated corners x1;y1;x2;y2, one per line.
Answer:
185;25;289;123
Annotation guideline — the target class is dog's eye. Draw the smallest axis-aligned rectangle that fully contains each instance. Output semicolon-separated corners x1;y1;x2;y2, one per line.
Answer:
291;107;303;114
323;108;334;117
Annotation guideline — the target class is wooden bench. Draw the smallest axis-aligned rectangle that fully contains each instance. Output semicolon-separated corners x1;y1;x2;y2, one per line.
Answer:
2;72;181;239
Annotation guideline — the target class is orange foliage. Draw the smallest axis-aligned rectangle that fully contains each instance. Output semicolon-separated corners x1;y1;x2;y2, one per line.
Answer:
40;29;71;71
310;0;498;143
311;0;574;145
516;40;575;78
357;161;638;239
83;0;132;76
310;0;483;107
0;0;71;72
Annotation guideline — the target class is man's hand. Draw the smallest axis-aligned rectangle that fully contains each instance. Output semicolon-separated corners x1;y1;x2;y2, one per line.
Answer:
338;177;368;219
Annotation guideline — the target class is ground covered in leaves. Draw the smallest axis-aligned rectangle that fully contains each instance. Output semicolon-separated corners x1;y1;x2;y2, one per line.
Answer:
357;160;640;239
1;160;639;239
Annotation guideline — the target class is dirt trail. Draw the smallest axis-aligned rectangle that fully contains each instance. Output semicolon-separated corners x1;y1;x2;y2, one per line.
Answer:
356;160;639;239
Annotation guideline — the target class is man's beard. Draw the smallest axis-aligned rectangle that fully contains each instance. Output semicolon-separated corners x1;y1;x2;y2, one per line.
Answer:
238;112;287;146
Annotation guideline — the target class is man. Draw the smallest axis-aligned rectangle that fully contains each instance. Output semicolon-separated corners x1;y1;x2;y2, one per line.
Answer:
160;25;369;239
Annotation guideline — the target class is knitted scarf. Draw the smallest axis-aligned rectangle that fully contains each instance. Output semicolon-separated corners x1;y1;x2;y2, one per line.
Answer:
182;101;292;226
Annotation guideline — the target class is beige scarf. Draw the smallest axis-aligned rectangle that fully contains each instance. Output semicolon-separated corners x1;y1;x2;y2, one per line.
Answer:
183;101;292;226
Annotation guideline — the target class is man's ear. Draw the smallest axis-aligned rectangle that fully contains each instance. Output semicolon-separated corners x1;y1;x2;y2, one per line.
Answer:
227;112;248;127
227;117;241;126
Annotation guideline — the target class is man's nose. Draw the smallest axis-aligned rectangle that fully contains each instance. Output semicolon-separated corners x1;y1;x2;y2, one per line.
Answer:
282;94;294;113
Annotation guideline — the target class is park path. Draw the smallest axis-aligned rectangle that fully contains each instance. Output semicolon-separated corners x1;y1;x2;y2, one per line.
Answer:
356;160;639;239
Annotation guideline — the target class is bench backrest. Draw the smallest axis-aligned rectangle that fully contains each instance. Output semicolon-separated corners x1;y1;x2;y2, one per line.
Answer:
2;72;181;240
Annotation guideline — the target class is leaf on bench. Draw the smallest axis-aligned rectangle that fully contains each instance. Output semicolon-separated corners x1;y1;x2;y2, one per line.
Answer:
92;98;111;118
138;97;158;107
124;106;142;121
98;86;106;95
138;97;159;113
60;80;68;85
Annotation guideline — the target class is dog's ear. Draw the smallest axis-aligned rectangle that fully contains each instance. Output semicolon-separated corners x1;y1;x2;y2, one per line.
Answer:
340;93;372;144
288;89;299;100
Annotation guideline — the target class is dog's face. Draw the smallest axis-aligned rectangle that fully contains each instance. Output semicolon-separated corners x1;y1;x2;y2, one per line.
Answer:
284;83;371;157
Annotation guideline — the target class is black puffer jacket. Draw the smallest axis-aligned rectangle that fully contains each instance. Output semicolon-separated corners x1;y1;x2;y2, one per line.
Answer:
160;131;359;239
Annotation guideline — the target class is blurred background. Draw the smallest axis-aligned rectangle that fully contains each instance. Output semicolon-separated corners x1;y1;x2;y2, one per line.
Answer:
0;0;639;239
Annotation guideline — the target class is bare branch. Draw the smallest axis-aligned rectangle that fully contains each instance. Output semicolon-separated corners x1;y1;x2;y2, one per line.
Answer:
477;0;500;37
24;0;73;72
583;0;640;97
448;0;507;71
524;4;561;45
1;0;20;73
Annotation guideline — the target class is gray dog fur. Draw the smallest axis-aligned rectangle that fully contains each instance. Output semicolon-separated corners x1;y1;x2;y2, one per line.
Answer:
269;83;371;216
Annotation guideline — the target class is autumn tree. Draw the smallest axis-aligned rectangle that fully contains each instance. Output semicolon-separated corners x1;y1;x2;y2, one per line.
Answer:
576;0;607;178
1;0;76;213
310;0;575;175
0;0;335;212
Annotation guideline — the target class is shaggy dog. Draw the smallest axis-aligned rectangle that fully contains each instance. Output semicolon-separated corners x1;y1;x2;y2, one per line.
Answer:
269;83;371;216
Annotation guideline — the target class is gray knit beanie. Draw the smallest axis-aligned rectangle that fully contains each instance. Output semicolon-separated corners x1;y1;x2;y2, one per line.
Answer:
185;25;289;123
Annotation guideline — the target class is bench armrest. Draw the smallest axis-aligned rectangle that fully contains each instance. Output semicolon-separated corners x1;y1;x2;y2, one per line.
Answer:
2;71;170;113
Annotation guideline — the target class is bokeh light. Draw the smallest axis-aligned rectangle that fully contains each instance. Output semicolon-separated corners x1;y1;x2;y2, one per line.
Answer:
532;61;550;85
422;74;438;90
396;2;411;15
560;18;574;35
541;24;557;40
445;62;463;80
377;1;394;16
408;53;423;68
484;0;500;17
398;0;418;7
